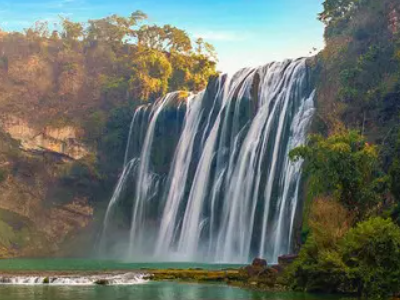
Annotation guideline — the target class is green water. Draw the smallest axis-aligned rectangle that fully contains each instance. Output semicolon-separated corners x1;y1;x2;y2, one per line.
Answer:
0;282;348;300
0;259;350;300
0;259;244;271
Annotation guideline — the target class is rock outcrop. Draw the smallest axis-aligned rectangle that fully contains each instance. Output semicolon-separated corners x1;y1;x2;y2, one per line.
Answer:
0;116;88;160
389;3;400;34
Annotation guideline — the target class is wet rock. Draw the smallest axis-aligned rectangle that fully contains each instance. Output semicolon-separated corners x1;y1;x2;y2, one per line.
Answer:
241;258;268;277
94;279;109;285
278;254;298;266
252;258;268;268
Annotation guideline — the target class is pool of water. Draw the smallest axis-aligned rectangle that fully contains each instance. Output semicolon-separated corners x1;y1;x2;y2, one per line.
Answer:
0;259;244;271
0;282;349;300
0;259;351;300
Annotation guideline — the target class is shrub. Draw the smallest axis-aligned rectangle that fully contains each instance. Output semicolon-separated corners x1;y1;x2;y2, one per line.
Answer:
289;216;400;298
309;197;354;248
287;198;352;293
341;217;400;298
288;235;349;293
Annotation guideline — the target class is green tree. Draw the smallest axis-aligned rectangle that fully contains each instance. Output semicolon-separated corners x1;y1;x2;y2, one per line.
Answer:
290;131;387;218
319;0;359;25
129;48;173;100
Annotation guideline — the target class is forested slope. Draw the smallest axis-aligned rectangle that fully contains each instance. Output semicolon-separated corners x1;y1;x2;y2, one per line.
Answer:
0;12;218;257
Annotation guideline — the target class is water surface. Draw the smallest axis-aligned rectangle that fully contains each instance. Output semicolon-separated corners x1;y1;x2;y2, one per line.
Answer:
0;282;347;300
0;259;244;272
0;259;350;300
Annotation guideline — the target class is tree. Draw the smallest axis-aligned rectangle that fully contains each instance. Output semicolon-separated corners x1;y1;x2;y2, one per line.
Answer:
129;48;173;100
61;18;84;41
319;0;359;25
136;25;167;51
86;11;147;46
163;25;192;53
290;131;387;218
136;25;192;53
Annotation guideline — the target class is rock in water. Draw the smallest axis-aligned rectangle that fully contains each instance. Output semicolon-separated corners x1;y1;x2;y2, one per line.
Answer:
252;258;267;268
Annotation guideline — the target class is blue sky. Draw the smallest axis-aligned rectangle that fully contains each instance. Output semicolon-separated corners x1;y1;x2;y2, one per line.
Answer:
0;0;325;74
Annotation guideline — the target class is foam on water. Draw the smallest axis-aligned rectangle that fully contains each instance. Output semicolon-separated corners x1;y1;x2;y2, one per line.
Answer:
0;273;148;285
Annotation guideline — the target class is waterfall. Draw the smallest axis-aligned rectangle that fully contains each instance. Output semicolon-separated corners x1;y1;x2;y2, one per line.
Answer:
100;58;315;263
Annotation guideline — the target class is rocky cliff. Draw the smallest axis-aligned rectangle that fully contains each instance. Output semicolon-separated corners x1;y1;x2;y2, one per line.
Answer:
0;118;98;258
0;116;89;160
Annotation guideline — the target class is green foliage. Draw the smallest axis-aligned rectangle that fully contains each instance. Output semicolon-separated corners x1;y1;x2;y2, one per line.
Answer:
319;0;359;26
389;132;400;201
388;131;400;225
0;10;218;125
290;131;387;218
316;0;399;134
341;218;400;298
83;111;107;145
130;49;173;100
289;238;349;293
289;212;400;298
287;199;352;293
99;104;135;168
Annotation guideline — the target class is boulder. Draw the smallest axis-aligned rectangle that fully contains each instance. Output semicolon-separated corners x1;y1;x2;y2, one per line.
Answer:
252;258;267;268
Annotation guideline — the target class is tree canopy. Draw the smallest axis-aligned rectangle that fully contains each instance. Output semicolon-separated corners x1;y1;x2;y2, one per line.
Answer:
290;131;387;218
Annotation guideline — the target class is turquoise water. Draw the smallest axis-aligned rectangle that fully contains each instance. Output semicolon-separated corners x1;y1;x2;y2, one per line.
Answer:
0;259;244;271
0;259;350;300
0;282;347;300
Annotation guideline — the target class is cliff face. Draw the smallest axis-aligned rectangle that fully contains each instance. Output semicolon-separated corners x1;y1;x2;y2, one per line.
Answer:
0;116;89;160
0;118;98;258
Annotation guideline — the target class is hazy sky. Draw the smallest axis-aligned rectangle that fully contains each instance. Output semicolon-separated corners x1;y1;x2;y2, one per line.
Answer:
0;0;325;74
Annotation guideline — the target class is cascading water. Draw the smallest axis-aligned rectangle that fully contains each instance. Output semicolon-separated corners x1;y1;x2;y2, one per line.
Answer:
100;58;315;263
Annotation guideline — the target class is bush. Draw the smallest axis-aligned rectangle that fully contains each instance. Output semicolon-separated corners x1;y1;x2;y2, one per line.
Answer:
288;236;349;293
309;198;353;247
289;216;400;298
341;217;400;298
287;198;352;293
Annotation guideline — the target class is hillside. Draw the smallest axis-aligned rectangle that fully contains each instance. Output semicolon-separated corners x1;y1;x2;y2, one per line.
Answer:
0;12;218;257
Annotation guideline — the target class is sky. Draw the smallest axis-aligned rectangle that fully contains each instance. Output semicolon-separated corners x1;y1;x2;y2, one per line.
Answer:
0;0;325;74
